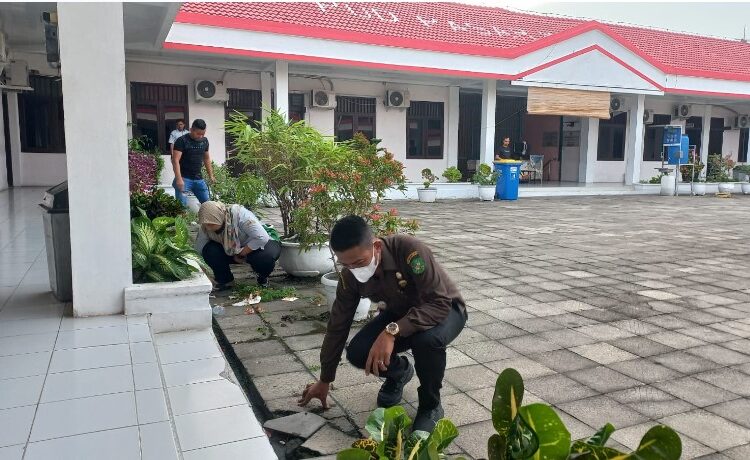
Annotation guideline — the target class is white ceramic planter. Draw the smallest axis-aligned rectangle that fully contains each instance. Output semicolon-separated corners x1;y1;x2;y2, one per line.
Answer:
478;185;495;201
705;182;719;194
660;175;675;196
124;262;212;333
718;182;736;193
279;241;335;278
692;182;706;196
742;183;750;195
417;188;437;203
677;183;691;194
321;272;371;320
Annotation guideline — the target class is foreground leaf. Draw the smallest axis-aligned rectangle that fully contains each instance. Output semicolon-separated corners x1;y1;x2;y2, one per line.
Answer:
492;368;525;437
507;411;539;459
428;419;459;453
584;424;616;447
488;433;508;460
337;448;373;460
518;404;570;460
627;425;681;460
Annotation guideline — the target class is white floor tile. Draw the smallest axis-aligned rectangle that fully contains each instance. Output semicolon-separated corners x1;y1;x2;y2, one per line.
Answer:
161;357;225;387
125;314;148;326
154;328;214;346
183;437;277;460
0;405;35;448
30;392;137;442
0;444;24;460
54;325;129;350
128;323;152;343
59;314;127;331
168;379;248;416
0;316;60;338
157;339;222;364
25;426;140;460
130;341;157;364
136;389;169;424
133;362;163;390
0;332;57;357
174;405;264;451
140;421;179;460
0;352;51;380
0;375;45;409
49;343;131;373
41;365;134;402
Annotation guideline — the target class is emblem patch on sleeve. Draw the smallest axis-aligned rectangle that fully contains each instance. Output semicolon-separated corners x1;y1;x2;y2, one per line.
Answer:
407;251;426;275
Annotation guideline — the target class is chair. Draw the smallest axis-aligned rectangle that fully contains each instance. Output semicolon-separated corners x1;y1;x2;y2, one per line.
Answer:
528;154;544;185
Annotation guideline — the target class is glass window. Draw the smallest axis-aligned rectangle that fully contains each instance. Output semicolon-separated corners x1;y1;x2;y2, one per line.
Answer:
597;112;627;161
406;101;444;159
130;83;189;154
18;75;66;153
643;114;672;162
334;96;376;141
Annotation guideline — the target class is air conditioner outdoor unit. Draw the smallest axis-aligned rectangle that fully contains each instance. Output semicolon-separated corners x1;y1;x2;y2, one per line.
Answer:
5;60;29;88
734;114;749;129
194;80;228;103
609;96;626;113
385;90;410;108
310;90;336;109
643;109;654;124
673;104;691;118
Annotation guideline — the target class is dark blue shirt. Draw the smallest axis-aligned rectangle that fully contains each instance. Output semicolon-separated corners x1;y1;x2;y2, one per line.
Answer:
174;134;209;179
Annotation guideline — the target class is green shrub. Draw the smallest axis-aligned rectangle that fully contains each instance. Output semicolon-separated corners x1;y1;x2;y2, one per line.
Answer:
472;164;498;186
442;166;463;183
131;214;207;283
421;168;438;189
130;188;184;220
203;161;266;211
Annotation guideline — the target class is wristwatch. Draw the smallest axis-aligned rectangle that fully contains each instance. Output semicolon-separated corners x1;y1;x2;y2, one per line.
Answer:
385;322;400;336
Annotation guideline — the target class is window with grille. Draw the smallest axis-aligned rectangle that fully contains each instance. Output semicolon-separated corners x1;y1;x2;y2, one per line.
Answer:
130;82;189;154
335;96;376;141
289;93;306;122
407;101;444;159
597;112;627;161
18;75;66;153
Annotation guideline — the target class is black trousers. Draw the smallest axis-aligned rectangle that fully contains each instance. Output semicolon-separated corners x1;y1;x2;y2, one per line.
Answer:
346;302;467;410
201;240;281;284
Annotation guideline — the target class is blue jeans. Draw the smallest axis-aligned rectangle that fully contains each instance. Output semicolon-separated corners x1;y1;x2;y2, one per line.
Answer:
173;177;210;207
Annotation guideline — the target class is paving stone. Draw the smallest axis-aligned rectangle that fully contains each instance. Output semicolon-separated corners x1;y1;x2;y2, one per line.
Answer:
524;374;598;404
677;326;741;344
284;334;326;351
450;328;490;346
265;395;344;419
264;412;326;438
555;410;596;440
570;343;637;364
538;328;598;347
651;351;722;374
443;364;498;392
706;399;750;430
723;443;750;460
471;321;527;340
452;420;496;460
609;385;695;419
608;358;680;384
253;371;314;401
694;367;750;397
574;324;636;341
442;392;492;426
545;313;599;328
503;334;563;354
609;421;662;450
446;347;479;369
330;382;382;414
231;339;287;361
660;410;750;451
485;307;533;321
301;425;359;456
646;330;707;349
532;349;598;373
685;344;750;366
567;365;643;392
643;315;698;331
654;376;740;408
455;340;519;363
722;339;750;355
559;395;648;429
608;336;675;358
483;356;555;380
241;353;305;377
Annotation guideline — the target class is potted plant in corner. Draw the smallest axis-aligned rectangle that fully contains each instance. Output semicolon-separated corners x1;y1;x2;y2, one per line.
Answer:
472;163;498;201
418;168;438;203
442;166;462;184
707;154;737;193
293;134;417;319
733;164;750;194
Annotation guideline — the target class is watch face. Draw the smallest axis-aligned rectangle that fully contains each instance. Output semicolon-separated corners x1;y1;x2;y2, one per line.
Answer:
387;323;399;335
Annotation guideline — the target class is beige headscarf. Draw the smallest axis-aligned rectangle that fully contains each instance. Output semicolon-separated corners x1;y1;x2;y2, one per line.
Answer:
198;201;242;255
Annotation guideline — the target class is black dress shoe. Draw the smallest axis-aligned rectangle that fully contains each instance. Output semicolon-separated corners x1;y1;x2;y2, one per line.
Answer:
413;404;444;433
377;359;414;408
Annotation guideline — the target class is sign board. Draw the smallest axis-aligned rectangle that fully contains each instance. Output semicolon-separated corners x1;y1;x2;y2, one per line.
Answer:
667;135;690;165
662;125;682;146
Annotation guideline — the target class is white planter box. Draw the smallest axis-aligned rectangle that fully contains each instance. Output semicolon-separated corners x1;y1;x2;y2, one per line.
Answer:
417;188;437;203
692;183;706;196
385;182;478;200
742;182;750;195
705;182;719;193
321;272;370;320
634;184;661;193
279;241;335;278
677;183;692;194
478;185;496;201
124;269;212;333
718;182;736;193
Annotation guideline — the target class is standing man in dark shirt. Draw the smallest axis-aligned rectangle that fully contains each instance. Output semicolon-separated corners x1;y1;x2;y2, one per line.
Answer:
495;136;513;160
172;119;215;206
298;216;467;432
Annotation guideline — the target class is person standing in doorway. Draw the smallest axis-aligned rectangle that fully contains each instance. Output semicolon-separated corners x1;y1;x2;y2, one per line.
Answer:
172;119;215;206
495;136;513;160
168;119;189;156
298;216;467;432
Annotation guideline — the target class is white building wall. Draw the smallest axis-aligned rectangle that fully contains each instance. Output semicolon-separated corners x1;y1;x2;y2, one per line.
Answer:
0;96;7;191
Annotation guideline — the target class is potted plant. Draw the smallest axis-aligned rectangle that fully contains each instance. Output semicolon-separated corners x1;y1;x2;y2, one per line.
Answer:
472;163;498;201
418;168;438;203
707;154;737;193
692;179;707;196
733;164;750;194
442;166;463;183
226;109;340;277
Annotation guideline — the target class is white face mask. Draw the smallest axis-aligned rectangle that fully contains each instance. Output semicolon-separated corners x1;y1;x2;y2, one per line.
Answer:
350;248;378;283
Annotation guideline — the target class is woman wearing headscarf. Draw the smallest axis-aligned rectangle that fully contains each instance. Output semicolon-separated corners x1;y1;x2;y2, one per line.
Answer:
195;201;281;290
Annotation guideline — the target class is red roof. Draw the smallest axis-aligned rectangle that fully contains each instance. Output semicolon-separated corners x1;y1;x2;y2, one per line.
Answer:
176;2;750;82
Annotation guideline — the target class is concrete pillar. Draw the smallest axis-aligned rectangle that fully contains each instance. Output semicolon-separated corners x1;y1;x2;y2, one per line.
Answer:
274;61;289;121
0;97;7;191
58;2;131;316
446;86;460;168
624;94;646;185
700;105;712;176
579;117;599;183
480;80;497;166
260;71;272;121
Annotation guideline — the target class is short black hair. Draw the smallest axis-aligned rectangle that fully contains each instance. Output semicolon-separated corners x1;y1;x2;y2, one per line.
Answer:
330;215;373;252
176;119;185;124
191;119;207;130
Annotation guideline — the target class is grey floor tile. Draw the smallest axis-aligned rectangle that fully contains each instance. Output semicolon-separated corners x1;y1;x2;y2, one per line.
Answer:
661;410;750;451
559;395;648;429
566;365;643;393
524;374;598;404
654;376;740;408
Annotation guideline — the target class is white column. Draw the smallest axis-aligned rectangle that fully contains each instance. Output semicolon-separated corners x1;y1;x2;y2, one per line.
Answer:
700;105;712;175
579;117;599;183
260;71;272;121
274;61;289;121
58;2;131;316
624;94;646;185
480;80;497;166
446;86;460;168
0;98;7;191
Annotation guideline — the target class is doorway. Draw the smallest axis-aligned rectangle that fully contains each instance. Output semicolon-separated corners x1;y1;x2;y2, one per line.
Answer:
3;93;12;187
457;92;481;177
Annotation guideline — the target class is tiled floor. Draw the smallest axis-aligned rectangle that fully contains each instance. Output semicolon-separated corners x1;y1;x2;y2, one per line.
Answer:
0;187;276;459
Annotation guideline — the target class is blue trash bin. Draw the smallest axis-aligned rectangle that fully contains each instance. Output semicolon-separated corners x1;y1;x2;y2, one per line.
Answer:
494;161;523;200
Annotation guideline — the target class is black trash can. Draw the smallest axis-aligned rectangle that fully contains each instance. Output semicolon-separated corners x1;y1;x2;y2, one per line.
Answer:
40;181;72;302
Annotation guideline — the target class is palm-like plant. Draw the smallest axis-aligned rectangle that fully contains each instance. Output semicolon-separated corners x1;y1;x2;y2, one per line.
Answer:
131;214;207;283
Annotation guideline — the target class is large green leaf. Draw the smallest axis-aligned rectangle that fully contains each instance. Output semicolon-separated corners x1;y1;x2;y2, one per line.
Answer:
570;442;625;459
337;448;373;460
380;406;412;459
405;431;430;460
488;433;508;460
173;216;189;246
492;368;525;437
583;424;616;447
507;411;539;459
518;404;570;460
364;408;386;442
427;419;459;453
626;425;681;460
152;216;175;233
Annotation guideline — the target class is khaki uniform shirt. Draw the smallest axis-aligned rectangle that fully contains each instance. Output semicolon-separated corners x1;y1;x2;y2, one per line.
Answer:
319;234;465;383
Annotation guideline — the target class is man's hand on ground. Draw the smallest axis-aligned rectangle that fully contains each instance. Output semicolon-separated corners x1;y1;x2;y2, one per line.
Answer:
298;380;330;409
365;331;395;377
